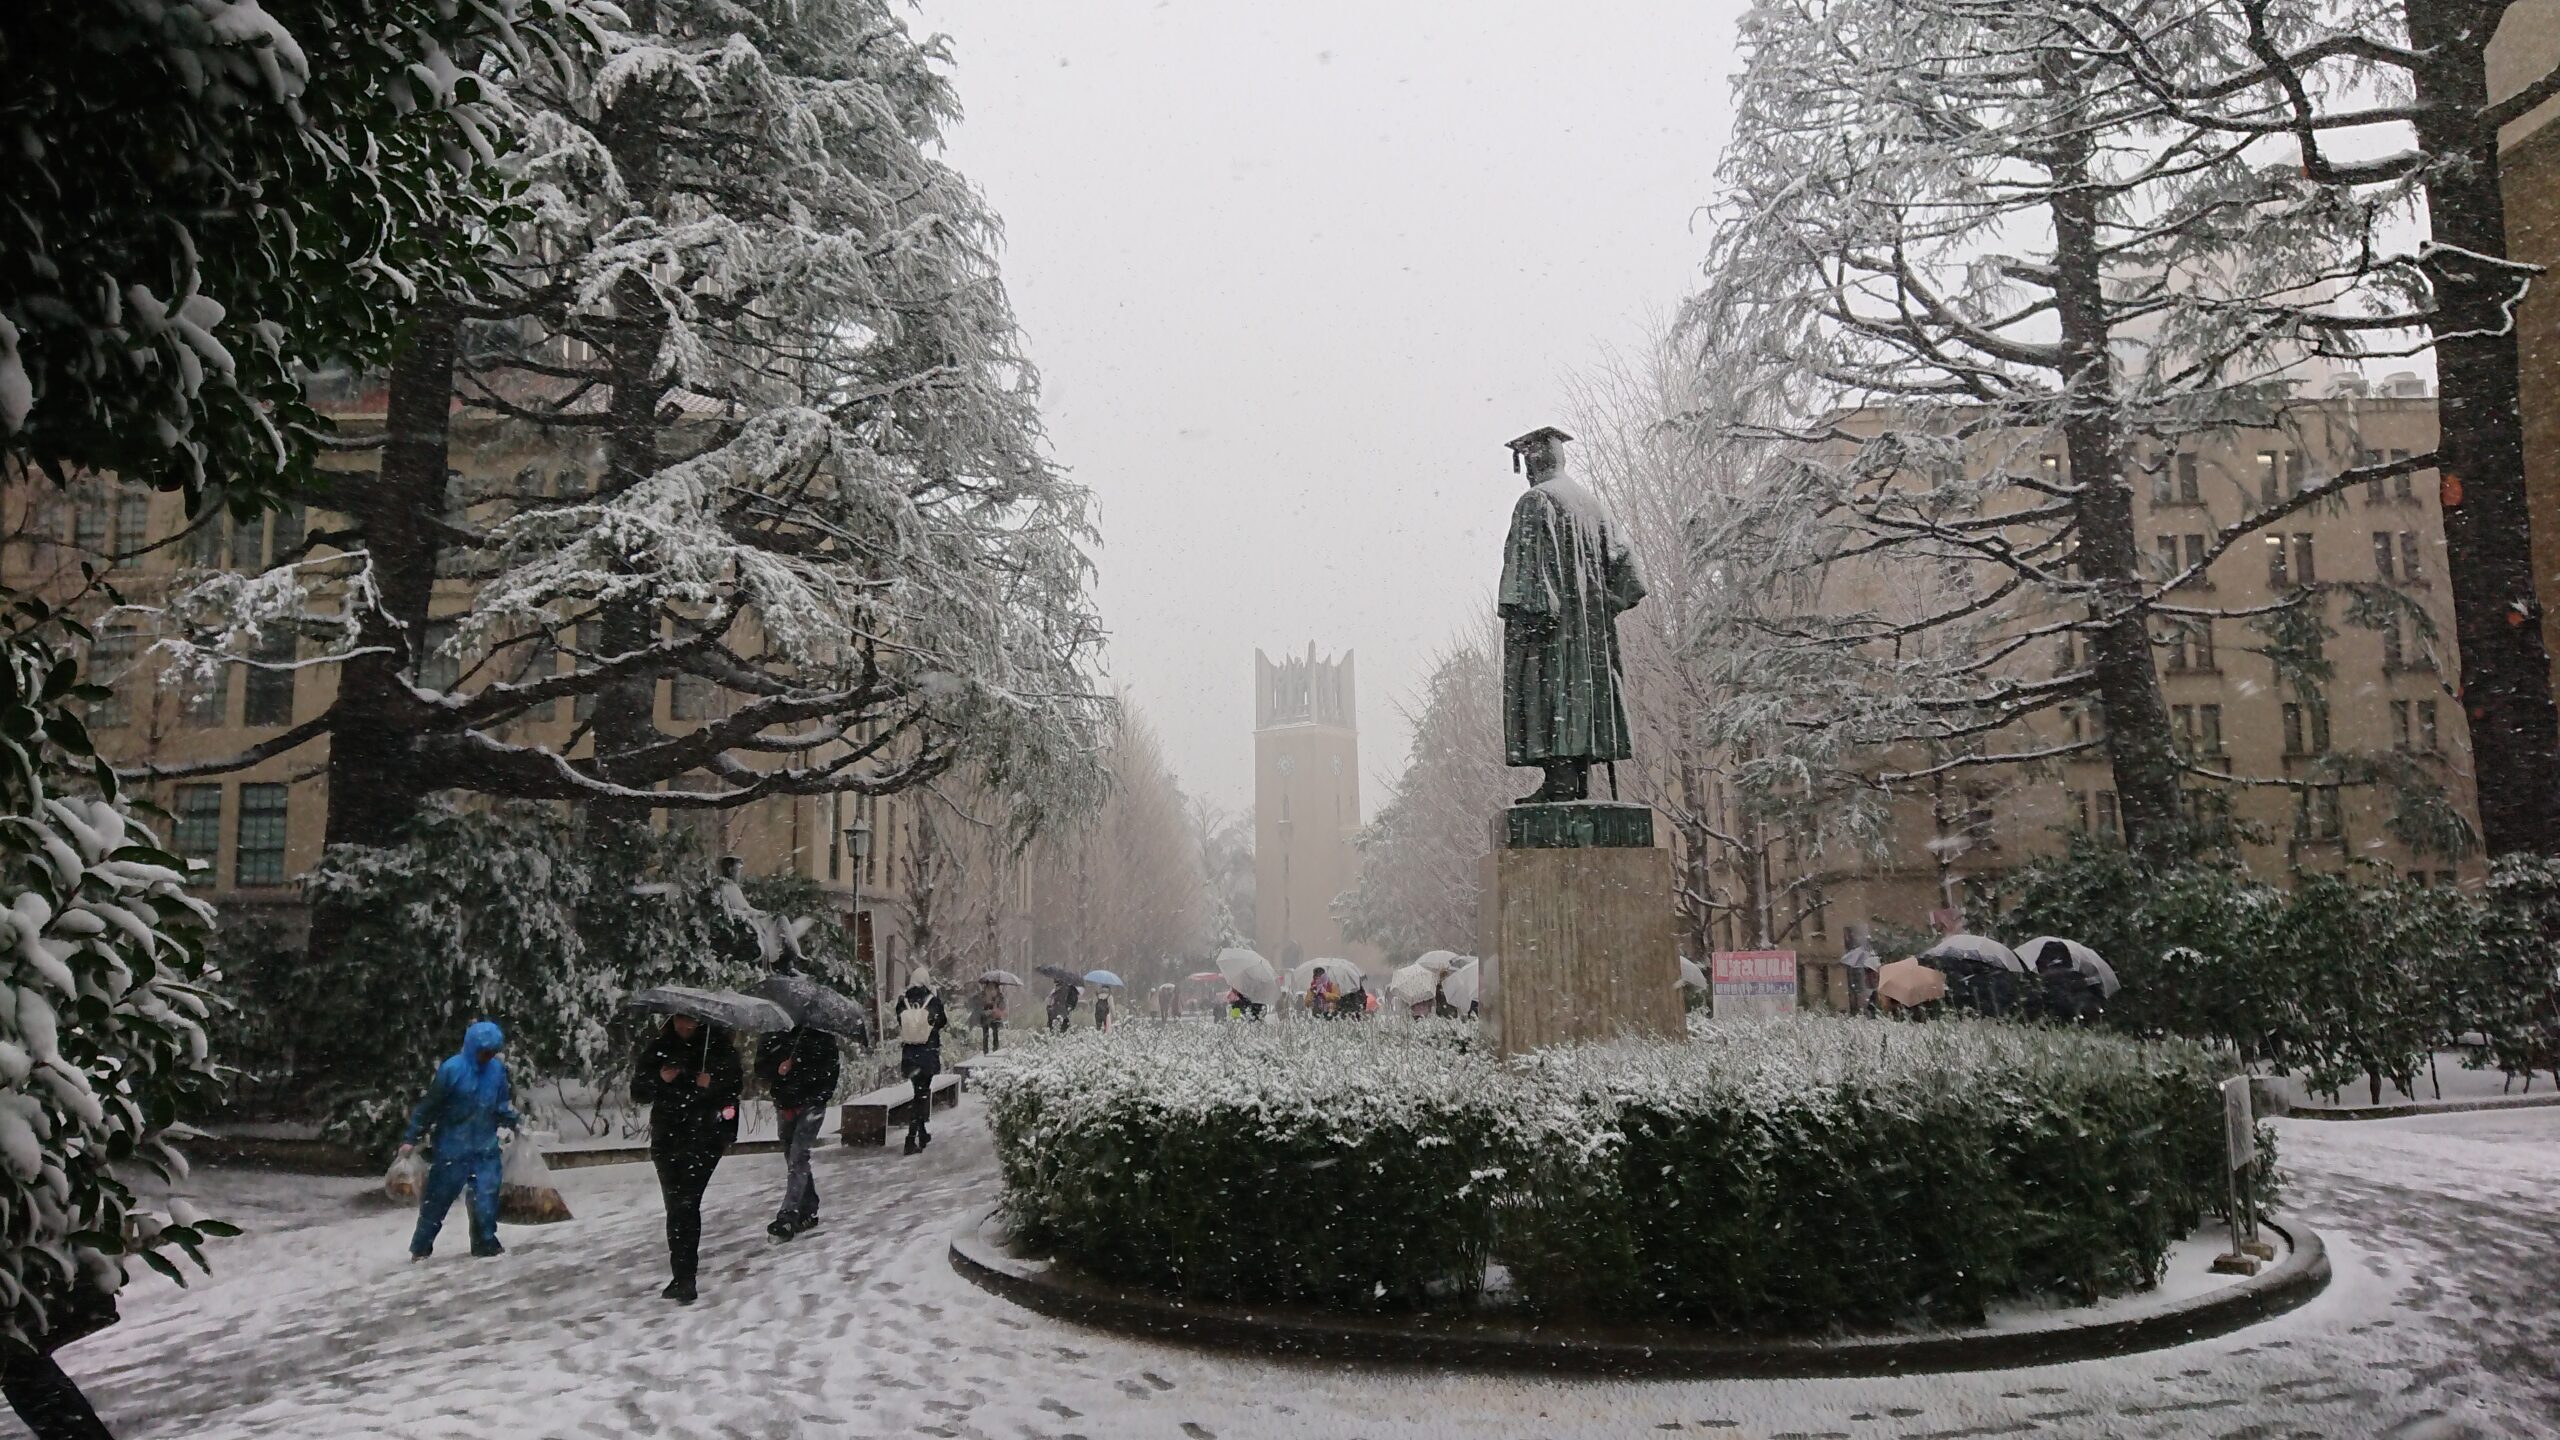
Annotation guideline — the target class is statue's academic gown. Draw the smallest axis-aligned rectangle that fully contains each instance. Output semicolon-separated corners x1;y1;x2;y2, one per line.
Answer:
1497;476;1645;767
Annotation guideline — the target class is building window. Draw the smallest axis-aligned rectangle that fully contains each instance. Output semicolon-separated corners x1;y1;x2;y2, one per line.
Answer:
185;513;227;569
172;785;222;883
2173;452;2200;504
270;504;306;562
2280;699;2330;756
71;485;109;556
2297;785;2344;841
2390;699;2412;750
2292;533;2315;586
228;511;266;571
2364;448;2415;504
2257;448;2306;506
2399;531;2421;583
2418;699;2440;753
2095;791;2121;839
572;621;600;725
234;783;289;886
2266;534;2287;588
669;671;713;722
183;666;230;727
242;630;297;727
2173;702;2226;756
2161;619;2214;673
2068;701;2106;746
85;628;140;729
416;620;460;694
113;484;150;567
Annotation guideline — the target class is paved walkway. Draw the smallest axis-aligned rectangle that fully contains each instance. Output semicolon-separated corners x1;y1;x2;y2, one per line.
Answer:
38;1106;2560;1439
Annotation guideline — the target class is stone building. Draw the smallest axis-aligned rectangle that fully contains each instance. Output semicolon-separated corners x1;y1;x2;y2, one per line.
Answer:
0;389;914;971
1698;393;2482;984
1251;645;1381;978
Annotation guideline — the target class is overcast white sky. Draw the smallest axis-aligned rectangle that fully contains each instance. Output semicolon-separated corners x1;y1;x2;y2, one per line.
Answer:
927;0;1752;816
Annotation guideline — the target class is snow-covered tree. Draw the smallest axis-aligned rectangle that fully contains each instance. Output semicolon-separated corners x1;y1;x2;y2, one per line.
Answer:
1021;705;1213;994
1;0;602;506
1689;0;2450;862
0;619;226;1365
2065;0;2560;855
142;0;1109;866
1335;640;1509;962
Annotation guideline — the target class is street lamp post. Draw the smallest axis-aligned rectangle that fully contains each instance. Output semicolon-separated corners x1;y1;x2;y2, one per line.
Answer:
845;821;874;1041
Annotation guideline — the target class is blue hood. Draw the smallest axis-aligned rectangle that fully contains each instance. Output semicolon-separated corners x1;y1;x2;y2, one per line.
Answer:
465;1020;505;1058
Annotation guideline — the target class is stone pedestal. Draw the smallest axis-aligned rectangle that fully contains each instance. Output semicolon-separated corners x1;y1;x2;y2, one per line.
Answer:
1480;803;1682;1058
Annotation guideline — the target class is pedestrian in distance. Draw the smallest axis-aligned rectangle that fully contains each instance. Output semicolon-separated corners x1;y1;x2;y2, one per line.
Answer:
754;1023;839;1241
1093;988;1112;1031
894;982;949;1154
1308;965;1338;1019
974;978;1005;1053
397;1020;521;1262
633;1011;743;1304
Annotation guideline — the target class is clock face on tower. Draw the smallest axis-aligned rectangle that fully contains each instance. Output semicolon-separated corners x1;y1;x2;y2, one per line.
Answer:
1276;754;1295;777
1329;755;1342;776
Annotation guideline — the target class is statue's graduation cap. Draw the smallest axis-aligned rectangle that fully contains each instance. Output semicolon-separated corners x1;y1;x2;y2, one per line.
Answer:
1506;425;1574;472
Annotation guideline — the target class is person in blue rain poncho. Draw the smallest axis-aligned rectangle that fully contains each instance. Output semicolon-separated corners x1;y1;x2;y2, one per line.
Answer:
398;1020;522;1260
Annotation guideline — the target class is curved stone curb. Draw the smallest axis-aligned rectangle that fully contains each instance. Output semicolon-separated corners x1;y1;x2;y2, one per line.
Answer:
949;1204;2330;1379
2283;1091;2560;1123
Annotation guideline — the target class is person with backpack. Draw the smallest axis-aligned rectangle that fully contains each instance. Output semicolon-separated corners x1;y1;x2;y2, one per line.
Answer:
893;982;949;1154
1092;988;1113;1031
753;1023;840;1241
633;1011;743;1304
396;1019;521;1261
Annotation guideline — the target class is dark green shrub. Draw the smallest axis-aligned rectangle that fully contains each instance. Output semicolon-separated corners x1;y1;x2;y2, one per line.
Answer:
982;1018;2243;1331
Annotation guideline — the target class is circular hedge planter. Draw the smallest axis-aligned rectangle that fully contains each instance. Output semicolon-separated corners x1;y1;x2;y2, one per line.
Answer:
950;1203;2332;1378
977;1018;2266;1331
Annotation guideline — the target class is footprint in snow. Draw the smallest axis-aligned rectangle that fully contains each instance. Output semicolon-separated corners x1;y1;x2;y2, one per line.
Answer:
1142;1372;1175;1392
1039;1399;1081;1419
1181;1425;1216;1440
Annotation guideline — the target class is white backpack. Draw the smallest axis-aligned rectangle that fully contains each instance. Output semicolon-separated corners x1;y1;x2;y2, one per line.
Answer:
898;1000;936;1045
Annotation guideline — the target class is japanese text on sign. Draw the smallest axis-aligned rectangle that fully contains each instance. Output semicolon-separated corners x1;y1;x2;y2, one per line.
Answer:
1711;949;1797;1018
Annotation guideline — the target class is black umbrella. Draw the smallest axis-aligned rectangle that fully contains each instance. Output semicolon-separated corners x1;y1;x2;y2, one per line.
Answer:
749;974;868;1040
1036;964;1082;985
624;985;794;1034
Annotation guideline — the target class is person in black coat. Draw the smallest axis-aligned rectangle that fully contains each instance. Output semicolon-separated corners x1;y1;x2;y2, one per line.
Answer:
892;983;948;1154
632;1013;744;1303
754;1025;840;1240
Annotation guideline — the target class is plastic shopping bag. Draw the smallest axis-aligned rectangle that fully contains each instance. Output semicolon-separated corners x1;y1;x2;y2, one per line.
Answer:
497;1134;573;1224
383;1151;427;1204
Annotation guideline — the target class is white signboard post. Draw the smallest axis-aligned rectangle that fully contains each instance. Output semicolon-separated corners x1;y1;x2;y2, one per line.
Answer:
1711;949;1798;1020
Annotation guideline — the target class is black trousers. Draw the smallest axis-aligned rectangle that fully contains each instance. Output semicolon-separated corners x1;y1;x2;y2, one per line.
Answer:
2;1353;111;1440
653;1145;723;1283
979;1019;1001;1052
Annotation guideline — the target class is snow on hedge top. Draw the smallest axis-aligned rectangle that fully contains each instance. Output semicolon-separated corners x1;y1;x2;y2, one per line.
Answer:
981;1015;2230;1147
976;1021;1539;1150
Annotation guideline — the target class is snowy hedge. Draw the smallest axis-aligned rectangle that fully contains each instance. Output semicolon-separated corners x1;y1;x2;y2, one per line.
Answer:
980;1018;2252;1328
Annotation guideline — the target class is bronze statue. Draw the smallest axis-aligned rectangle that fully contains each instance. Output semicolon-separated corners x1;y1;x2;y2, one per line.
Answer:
1497;426;1645;804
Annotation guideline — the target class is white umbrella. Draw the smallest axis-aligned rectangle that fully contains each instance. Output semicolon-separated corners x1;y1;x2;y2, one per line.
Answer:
1287;958;1354;997
1414;950;1462;975
1441;958;1482;1014
1921;934;2026;974
2020;937;2120;997
1387;963;1439;1010
1840;945;1881;971
1677;958;1710;991
1216;947;1281;1008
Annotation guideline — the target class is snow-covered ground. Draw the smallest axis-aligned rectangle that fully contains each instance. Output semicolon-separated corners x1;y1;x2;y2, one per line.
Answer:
38;1104;2560;1440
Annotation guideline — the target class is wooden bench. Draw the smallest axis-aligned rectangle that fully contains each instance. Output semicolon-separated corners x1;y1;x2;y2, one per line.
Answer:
838;1072;961;1147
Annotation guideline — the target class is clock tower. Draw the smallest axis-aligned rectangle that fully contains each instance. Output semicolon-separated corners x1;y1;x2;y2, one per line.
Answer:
1251;644;1378;981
